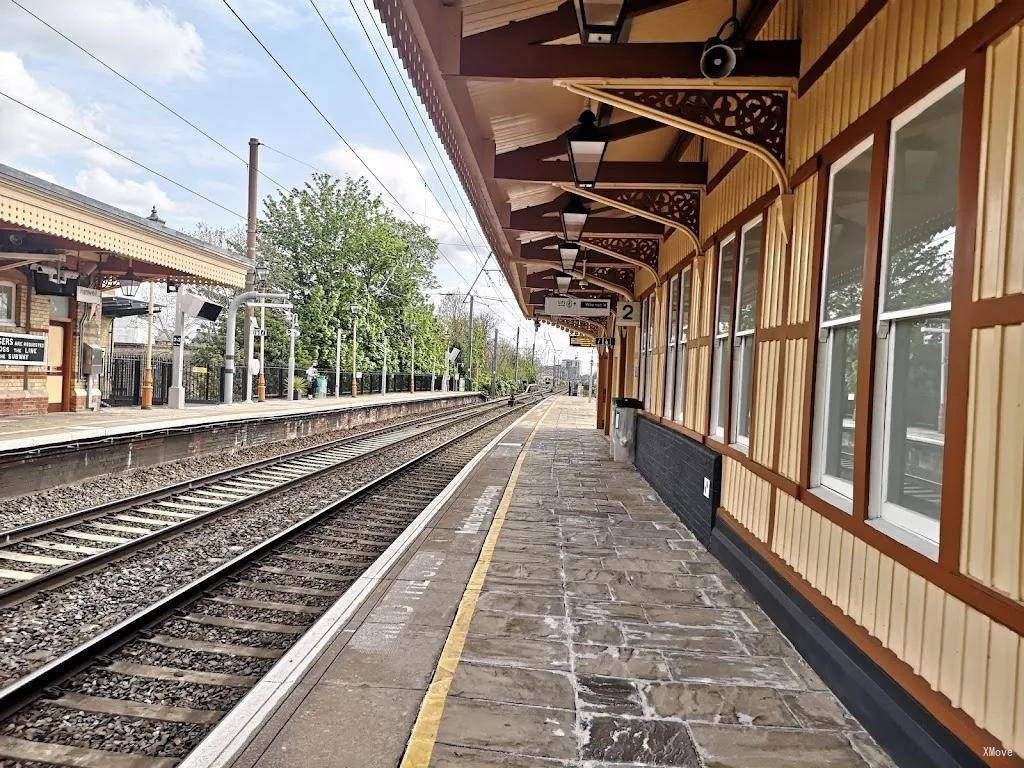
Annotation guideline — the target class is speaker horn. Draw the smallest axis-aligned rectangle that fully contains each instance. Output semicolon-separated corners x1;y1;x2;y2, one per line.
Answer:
700;15;743;80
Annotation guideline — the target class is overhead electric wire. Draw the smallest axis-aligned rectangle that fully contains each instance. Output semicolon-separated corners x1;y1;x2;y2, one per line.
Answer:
347;0;485;245
307;0;486;257
218;0;476;288
0;89;245;219
7;0;287;194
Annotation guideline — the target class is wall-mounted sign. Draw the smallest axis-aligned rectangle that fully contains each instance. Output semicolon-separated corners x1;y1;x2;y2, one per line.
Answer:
616;301;640;326
543;296;611;317
0;332;47;366
570;336;595;347
76;286;102;304
595;337;615;347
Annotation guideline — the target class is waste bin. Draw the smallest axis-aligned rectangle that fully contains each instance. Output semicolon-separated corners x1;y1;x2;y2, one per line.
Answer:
315;375;328;398
611;397;642;463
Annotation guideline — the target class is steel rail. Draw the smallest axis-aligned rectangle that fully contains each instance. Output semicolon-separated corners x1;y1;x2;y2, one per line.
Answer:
0;397;515;608
1;397;490;545
0;395;544;723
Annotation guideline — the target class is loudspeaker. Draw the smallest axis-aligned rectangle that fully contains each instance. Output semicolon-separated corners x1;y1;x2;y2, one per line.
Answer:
700;41;737;79
700;16;743;80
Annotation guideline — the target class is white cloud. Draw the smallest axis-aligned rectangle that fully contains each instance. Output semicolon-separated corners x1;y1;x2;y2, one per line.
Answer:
73;167;178;217
0;51;102;164
0;0;205;82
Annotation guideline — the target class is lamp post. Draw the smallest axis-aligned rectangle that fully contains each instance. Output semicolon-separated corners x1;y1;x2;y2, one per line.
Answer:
575;0;626;43
349;302;359;397
408;321;418;393
254;262;270;402
140;281;155;409
566;110;608;187
560;195;590;242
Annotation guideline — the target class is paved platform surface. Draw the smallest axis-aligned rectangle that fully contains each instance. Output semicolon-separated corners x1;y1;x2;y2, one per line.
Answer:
211;396;893;768
0;390;477;452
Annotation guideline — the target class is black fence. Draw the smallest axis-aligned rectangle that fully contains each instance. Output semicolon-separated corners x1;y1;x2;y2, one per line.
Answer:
101;355;442;407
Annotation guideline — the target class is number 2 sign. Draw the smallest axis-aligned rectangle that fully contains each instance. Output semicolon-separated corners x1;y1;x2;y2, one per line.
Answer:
617;301;640;326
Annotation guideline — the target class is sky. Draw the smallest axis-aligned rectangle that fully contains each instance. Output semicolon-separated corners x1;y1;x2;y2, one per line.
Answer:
0;0;586;366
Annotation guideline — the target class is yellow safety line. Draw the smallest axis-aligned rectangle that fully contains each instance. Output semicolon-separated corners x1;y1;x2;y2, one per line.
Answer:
399;399;554;767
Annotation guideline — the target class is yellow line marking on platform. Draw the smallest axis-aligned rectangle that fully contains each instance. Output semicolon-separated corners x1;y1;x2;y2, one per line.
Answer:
399;399;554;768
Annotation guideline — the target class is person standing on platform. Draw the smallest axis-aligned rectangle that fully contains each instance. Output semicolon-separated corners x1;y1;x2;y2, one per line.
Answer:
305;363;318;399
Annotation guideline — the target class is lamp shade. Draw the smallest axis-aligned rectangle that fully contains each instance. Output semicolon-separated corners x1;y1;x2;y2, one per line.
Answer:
254;262;270;283
555;274;572;294
119;269;141;298
558;241;580;273
560;196;590;242
567;110;607;187
576;0;626;44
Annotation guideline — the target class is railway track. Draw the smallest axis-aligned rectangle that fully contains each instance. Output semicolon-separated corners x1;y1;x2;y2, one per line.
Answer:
0;394;544;768
0;397;506;605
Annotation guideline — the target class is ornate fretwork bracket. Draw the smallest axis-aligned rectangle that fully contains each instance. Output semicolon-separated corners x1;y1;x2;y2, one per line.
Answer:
559;81;795;240
584;237;659;281
557;184;700;253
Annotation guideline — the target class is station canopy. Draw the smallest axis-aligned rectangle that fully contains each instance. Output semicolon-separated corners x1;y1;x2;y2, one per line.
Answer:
373;0;799;337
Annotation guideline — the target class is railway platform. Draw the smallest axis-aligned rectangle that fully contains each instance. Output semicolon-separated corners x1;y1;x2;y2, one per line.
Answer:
0;391;482;498
184;396;893;768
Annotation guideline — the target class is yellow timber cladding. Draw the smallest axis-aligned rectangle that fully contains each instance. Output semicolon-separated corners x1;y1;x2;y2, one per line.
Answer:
614;2;1024;760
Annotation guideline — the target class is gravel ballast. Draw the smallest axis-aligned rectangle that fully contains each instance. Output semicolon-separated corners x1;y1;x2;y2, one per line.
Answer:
0;403;524;685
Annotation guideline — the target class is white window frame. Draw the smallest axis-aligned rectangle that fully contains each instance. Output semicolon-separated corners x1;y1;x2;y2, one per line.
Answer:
810;137;874;507
868;72;964;548
730;216;763;452
0;281;15;325
644;296;655;411
710;235;736;441
638;296;648;404
673;265;691;423
663;275;679;418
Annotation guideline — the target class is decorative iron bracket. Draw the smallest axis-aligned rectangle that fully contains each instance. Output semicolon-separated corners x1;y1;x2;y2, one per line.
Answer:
558;81;795;240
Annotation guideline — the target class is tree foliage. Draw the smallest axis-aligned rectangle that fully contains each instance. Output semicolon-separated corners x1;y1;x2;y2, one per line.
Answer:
188;172;537;391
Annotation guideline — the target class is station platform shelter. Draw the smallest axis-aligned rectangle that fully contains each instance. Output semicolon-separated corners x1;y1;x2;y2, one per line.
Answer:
179;396;892;768
0;163;250;416
369;0;1024;764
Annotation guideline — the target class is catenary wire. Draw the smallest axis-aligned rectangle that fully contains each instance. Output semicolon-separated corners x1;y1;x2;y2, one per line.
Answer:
6;0;288;194
0;90;245;219
219;0;477;288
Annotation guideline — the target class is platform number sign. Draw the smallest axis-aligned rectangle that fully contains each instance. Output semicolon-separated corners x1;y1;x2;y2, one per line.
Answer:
617;301;640;326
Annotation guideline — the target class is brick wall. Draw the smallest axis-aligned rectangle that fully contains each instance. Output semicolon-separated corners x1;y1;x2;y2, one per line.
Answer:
0;280;49;416
634;416;721;546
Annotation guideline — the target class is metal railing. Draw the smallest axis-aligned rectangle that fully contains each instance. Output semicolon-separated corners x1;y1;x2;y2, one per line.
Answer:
100;355;442;407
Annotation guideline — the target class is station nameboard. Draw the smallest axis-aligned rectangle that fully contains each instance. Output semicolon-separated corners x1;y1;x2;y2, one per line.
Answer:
543;297;611;317
0;332;47;366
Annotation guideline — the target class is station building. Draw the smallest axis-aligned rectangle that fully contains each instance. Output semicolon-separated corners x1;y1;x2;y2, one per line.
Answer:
0;164;249;415
378;0;1024;762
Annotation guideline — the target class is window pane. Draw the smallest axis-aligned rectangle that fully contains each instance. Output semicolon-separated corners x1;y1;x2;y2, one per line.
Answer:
885;315;949;522
883;83;964;313
736;222;762;333
732;335;754;443
715;238;737;336
668;277;678;345
680;267;691;342
0;285;13;321
713;338;730;435
823;325;859;484
823;146;873;322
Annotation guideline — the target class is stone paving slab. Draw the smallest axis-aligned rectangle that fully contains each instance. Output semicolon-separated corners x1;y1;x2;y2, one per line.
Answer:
221;397;895;768
428;398;895;768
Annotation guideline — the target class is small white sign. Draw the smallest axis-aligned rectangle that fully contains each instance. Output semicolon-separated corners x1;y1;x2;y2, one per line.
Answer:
446;347;461;362
617;301;640;326
76;286;102;304
542;296;611;317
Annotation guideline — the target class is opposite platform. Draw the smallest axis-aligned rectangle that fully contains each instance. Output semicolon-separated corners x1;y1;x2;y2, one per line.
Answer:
0;390;480;453
190;396;894;768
